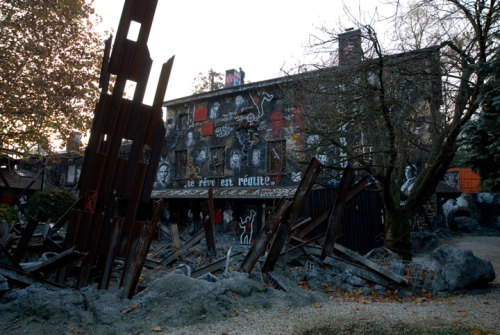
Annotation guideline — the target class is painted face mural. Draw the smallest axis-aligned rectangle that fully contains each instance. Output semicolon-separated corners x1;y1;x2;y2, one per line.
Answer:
154;160;170;188
229;150;242;170
251;149;261;167
209;102;221;120
185;131;194;147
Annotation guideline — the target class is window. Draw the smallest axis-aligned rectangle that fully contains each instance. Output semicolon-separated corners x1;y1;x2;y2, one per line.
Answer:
179;113;188;130
210;146;225;176
175;150;187;178
268;140;286;174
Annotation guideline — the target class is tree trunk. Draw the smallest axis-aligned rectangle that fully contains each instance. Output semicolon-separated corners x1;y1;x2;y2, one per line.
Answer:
383;207;412;261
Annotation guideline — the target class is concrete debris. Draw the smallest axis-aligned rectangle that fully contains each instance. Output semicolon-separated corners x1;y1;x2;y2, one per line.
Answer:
423;244;496;293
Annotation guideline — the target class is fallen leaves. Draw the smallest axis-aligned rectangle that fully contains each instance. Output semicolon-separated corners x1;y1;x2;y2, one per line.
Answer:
122;304;138;314
66;328;84;334
151;326;164;332
313;302;322;308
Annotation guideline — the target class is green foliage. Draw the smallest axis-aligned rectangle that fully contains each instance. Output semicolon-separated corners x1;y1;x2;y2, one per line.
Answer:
0;0;103;155
0;204;19;225
27;188;76;222
462;49;500;191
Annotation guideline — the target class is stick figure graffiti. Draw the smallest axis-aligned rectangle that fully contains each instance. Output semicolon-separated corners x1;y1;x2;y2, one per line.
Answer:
239;209;257;245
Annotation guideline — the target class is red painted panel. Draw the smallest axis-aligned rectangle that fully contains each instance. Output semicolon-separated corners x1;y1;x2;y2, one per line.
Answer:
194;107;208;122
202;122;214;136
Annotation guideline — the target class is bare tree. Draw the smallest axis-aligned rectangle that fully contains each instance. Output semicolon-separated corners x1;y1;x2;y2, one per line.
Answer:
289;0;499;258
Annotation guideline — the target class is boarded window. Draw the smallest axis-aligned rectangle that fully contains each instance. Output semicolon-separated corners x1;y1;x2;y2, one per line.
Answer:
268;140;286;174
210;146;225;176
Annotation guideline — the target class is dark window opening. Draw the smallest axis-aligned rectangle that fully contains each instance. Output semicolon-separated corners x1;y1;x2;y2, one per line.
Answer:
210;146;225;176
268;140;286;174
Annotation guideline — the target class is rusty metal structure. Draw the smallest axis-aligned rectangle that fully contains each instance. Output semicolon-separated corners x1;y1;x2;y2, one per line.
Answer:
55;0;174;297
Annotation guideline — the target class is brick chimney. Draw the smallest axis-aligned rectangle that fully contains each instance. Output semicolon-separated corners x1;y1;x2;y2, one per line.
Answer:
339;29;362;66
225;69;242;87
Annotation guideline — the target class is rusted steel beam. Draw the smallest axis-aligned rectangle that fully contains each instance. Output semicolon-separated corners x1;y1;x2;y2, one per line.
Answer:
240;197;290;273
297;207;330;239
26;247;85;276
345;176;371;203
121;200;162;298
191;251;244;279
261;157;322;273
201;189;216;258
77;212;104;288
321;165;356;260
13;215;40;262
99;217;125;289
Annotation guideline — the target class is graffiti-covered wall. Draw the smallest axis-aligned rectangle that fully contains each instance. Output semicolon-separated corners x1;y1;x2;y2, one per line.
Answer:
154;86;304;191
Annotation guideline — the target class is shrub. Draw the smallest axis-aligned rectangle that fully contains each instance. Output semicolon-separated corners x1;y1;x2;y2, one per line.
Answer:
0;204;19;226
27;188;77;222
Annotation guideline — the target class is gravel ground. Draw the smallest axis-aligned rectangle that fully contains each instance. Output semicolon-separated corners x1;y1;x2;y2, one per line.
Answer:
158;234;500;335
161;287;500;335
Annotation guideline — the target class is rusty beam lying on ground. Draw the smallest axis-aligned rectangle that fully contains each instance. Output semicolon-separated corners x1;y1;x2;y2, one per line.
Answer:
25;247;85;277
333;243;408;285
161;230;205;266
261;157;322;273
192;251;244;279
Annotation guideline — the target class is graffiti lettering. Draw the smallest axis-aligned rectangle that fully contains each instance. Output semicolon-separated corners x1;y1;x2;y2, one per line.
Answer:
220;178;234;187
214;125;235;138
198;178;217;187
237;176;274;187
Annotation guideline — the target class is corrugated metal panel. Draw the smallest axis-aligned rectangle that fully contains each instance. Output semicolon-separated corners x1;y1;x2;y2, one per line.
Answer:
301;188;384;254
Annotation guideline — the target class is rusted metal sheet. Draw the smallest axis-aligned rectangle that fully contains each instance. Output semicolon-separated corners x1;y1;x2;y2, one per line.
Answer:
240;197;290;273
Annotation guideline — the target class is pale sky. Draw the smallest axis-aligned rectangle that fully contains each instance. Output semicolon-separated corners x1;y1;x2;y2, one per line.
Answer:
92;0;397;104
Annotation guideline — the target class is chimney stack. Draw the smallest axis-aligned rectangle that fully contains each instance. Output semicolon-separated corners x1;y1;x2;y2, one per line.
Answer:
339;29;362;66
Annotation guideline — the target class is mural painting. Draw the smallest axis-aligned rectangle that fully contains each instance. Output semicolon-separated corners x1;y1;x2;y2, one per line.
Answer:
239;208;257;245
161;86;303;190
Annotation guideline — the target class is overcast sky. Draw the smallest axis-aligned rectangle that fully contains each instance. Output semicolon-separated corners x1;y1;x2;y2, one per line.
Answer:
92;0;397;104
